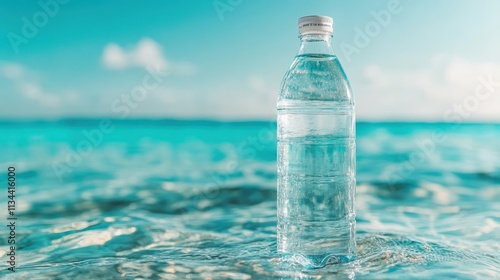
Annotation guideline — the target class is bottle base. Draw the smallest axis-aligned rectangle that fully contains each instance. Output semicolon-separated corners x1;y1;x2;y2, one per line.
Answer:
280;252;355;269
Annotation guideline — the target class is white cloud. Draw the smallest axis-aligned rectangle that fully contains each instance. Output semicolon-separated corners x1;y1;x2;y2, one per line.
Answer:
353;55;500;121
101;37;197;75
152;56;499;121
131;74;277;120
101;44;129;69
102;38;167;70
0;62;25;79
0;62;79;108
172;61;198;76
212;76;276;120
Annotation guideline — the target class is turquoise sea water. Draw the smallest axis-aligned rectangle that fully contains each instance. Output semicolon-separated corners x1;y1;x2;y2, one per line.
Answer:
1;120;499;279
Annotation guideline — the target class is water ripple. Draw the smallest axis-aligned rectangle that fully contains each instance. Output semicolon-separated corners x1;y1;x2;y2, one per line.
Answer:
1;122;500;278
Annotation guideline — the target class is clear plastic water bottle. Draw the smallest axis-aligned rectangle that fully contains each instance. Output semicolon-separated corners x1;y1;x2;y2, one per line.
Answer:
277;15;356;268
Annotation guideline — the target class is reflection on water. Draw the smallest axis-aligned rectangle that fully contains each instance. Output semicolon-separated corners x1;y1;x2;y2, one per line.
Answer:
0;120;499;279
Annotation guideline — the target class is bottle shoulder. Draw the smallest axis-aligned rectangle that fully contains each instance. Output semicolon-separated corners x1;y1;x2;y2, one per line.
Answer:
279;54;354;104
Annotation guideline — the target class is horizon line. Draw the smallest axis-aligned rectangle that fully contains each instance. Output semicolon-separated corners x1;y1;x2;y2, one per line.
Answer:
0;117;499;125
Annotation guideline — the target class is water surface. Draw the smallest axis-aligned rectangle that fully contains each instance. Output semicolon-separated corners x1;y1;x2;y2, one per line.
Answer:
0;120;499;279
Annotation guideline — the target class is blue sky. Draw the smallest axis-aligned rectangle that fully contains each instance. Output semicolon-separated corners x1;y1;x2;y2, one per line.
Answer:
1;0;500;121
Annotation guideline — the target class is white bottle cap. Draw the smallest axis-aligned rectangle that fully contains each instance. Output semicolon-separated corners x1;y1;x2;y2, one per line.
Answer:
298;15;333;35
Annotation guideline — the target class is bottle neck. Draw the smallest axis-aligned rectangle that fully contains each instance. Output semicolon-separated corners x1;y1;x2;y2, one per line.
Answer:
297;33;334;56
